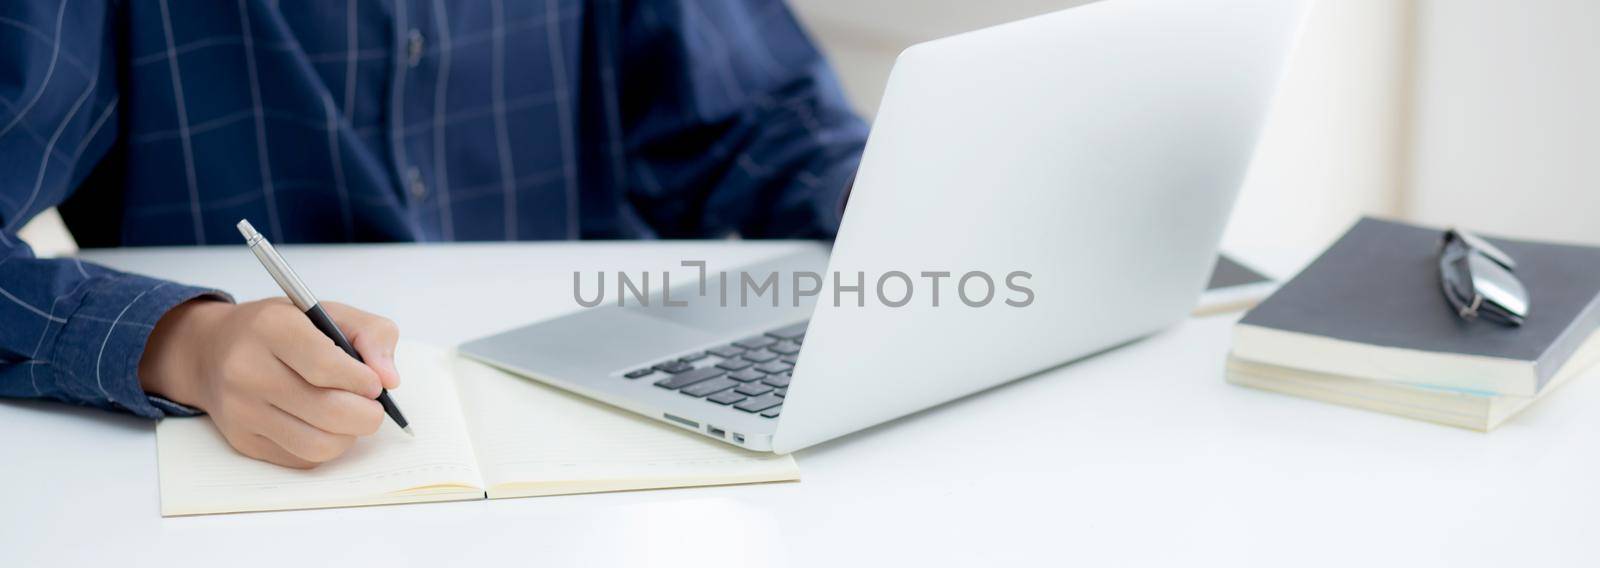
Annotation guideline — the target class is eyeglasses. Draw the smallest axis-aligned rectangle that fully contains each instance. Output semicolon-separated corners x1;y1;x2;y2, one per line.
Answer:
1438;228;1529;327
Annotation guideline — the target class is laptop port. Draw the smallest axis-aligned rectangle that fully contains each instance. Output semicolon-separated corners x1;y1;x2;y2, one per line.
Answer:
663;413;698;429
732;433;746;444
707;426;726;438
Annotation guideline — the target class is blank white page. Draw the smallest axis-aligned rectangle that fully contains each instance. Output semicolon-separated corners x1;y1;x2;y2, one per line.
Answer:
156;342;484;516
451;355;799;498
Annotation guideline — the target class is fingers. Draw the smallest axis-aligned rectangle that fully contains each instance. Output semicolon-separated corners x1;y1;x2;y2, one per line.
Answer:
322;302;402;390
259;404;358;464
266;369;386;436
263;306;383;398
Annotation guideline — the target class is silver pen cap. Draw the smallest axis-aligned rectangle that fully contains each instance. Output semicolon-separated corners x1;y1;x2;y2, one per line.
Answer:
237;219;319;311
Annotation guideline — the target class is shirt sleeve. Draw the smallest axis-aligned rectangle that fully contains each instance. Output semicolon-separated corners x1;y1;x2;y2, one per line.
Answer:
0;0;228;419
612;0;870;239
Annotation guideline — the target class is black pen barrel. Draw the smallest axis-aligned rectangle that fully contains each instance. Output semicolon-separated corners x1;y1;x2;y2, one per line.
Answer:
305;303;410;430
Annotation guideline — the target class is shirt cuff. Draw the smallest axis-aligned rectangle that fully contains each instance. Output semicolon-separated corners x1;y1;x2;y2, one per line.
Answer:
46;273;231;419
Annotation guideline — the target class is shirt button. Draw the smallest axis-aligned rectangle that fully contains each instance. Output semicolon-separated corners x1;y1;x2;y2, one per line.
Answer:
406;167;427;199
407;29;425;67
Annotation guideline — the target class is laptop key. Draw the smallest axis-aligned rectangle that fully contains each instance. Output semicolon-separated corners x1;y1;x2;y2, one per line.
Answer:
733;336;776;349
735;383;773;397
653;367;725;390
679;352;709;362
768;342;801;355
761;373;790;388
760;406;782;418
707;390;747;405
764;321;808;340
728;369;766;382
780;354;799;364
755;361;792;374
706;345;745;358
715;358;753;371
734;393;784;413
681;377;740;398
624;368;654;379
775;388;786;398
741;349;779;363
653;360;693;374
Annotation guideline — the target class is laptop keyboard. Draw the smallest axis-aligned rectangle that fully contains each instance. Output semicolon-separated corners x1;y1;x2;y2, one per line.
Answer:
620;320;808;419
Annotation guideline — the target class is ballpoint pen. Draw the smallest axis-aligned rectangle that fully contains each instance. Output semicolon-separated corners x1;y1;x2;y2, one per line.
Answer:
236;219;413;436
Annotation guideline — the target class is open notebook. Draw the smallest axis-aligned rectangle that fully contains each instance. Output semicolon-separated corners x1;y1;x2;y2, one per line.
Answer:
157;342;799;516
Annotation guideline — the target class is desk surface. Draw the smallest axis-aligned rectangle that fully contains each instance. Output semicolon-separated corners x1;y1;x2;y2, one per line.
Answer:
4;242;1598;567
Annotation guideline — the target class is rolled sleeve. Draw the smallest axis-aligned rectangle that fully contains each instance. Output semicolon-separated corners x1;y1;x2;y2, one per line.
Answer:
21;270;229;419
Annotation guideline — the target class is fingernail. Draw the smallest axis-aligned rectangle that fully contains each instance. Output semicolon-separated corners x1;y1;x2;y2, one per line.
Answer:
380;352;400;388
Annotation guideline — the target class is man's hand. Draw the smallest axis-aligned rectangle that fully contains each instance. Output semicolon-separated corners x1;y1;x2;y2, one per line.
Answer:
139;298;402;468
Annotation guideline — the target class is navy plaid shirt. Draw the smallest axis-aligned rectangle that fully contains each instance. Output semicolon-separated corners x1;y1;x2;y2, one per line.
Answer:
0;0;866;418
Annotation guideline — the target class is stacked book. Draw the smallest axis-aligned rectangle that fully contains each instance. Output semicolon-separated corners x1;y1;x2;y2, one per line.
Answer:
1226;218;1600;431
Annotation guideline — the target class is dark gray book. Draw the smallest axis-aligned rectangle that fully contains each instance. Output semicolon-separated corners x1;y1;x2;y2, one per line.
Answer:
1194;254;1276;316
1232;217;1600;396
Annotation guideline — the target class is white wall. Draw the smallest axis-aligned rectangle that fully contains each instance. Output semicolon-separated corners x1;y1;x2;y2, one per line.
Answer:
792;0;1414;274
1223;0;1413;272
1406;0;1600;246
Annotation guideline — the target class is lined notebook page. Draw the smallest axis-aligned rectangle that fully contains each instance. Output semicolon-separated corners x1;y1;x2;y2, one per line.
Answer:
451;355;800;498
156;342;484;516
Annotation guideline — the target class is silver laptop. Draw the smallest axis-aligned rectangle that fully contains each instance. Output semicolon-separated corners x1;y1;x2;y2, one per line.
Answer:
461;0;1311;453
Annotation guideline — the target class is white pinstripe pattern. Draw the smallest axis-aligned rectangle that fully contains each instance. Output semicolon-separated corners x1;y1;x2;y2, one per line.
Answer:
0;284;66;322
593;0;628;223
94;283;167;401
0;15;93;78
130;110;255;143
341;0;359;121
29;278;89;395
6;65;96;232
0;2;76;247
0;0;67;143
69;96;118;164
128;19;552;68
430;0;456;240
236;0;283;238
323;92;355;240
128;90;561;145
595;0;636;233
544;0;579;238
128;36;384;67
0;97;74;167
488;0;518;239
156;0;207;244
387;0;423;240
130;36;255;66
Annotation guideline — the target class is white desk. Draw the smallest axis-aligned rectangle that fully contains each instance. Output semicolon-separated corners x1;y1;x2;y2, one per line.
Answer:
4;242;1598;567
